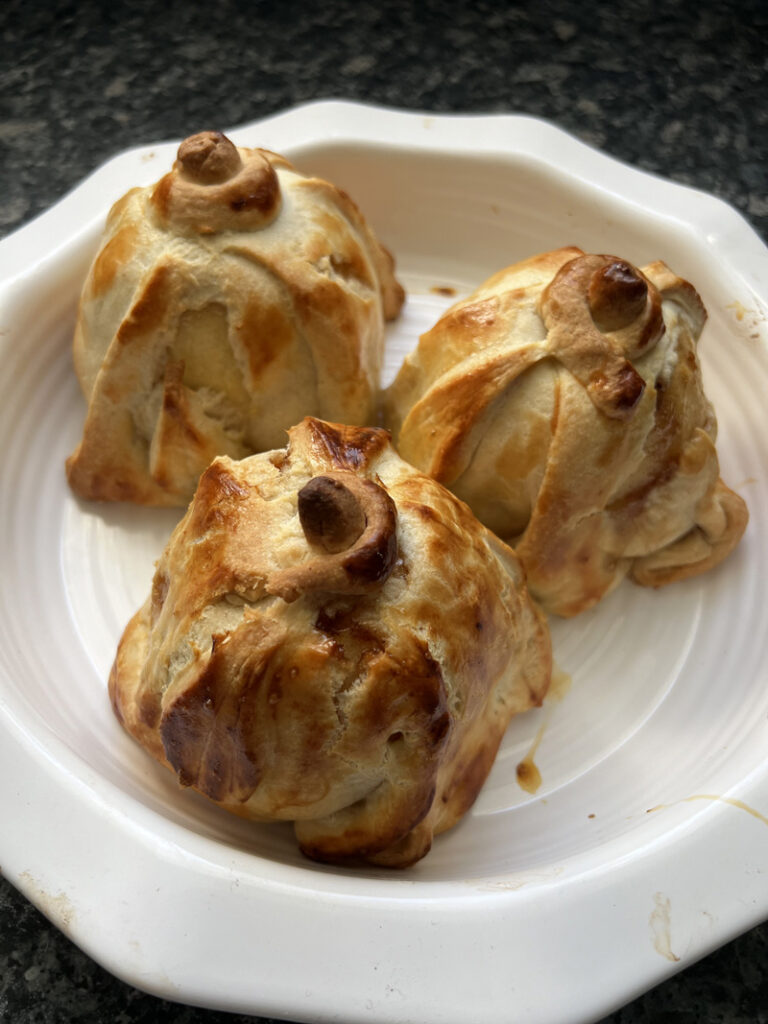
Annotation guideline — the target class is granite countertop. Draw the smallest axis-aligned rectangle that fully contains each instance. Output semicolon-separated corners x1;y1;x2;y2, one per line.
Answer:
1;1;767;1021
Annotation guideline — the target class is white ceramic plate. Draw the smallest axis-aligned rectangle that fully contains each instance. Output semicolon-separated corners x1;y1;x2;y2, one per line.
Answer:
1;101;767;1024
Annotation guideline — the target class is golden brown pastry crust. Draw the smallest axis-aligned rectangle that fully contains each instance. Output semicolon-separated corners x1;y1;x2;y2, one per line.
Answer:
67;131;405;506
109;417;551;867
384;248;748;617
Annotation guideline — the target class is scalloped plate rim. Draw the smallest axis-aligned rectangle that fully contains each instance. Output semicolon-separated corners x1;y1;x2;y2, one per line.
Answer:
0;100;767;1024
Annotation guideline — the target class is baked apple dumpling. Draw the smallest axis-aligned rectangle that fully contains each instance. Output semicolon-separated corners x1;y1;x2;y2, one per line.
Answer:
109;417;552;866
67;131;404;505
384;248;748;617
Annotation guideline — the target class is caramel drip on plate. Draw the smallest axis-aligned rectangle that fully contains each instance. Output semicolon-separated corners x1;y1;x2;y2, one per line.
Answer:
647;794;768;827
516;718;548;795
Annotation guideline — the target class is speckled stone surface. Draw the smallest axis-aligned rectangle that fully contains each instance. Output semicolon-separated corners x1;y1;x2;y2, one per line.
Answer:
1;0;767;1021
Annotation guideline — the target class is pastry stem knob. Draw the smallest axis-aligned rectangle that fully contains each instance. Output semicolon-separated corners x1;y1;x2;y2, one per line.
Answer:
269;472;398;600
298;475;367;553
177;131;243;184
588;259;648;332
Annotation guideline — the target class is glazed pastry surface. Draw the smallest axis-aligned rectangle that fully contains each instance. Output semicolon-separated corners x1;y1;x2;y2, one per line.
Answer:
110;417;551;866
385;248;748;616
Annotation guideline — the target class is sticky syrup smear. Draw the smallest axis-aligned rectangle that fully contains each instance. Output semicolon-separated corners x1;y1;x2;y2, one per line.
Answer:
644;797;768;962
728;300;749;322
647;795;768;827
725;300;767;340
650;893;680;962
547;665;572;703
515;666;572;795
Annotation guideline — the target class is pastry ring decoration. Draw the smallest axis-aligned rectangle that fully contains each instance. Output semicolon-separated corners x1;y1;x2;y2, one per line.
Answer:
152;130;283;235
